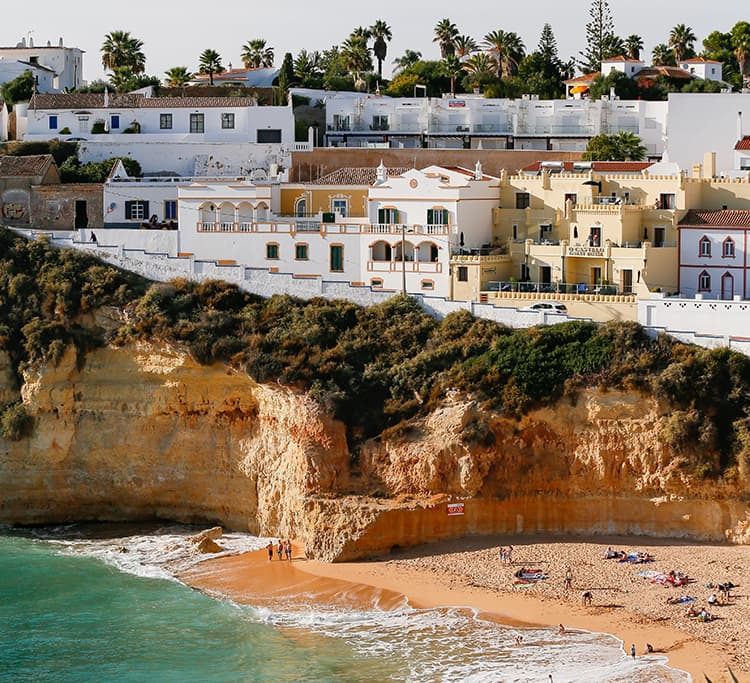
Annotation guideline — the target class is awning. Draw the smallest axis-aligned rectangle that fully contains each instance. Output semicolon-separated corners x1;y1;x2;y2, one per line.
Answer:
570;85;589;94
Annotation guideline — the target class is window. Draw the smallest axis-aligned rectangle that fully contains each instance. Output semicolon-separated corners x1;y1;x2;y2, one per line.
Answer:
295;243;309;260
377;208;399;224
564;193;577;205
330;244;344;272
372;115;389;131
164;200;177;220
221;113;235;129
515;192;530;209
371;278;383;288
29;56;39;65
160;113;173;130
698;270;711;292
588;226;601;247
190;113;205;133
457;266;468;282
110;115;120;130
421;280;434;290
699;236;712;257
659;193;675;209
257;128;282;143
723;237;735;258
512;224;518;240
333;114;350;131
48;115;58;130
426;208;449;224
332;198;348;217
124;200;149;221
266;243;279;259
295;198;307;217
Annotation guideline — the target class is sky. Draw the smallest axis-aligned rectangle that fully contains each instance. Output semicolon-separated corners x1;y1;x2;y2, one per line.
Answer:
2;1;745;84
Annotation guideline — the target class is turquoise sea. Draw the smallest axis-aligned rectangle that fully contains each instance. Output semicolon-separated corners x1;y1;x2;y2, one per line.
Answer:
0;525;691;682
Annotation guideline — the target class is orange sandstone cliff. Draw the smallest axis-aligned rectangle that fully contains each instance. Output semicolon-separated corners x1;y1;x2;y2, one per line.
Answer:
1;341;748;561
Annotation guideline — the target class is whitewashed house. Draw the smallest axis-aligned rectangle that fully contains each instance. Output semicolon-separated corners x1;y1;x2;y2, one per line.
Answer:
176;163;499;297
0;37;84;91
678;58;724;83
0;60;56;93
678;209;750;299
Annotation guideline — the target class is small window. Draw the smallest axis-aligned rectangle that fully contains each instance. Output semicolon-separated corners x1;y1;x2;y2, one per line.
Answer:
110;114;120;130
160;113;173;130
295;198;307;218
266;243;279;260
371;278;383;288
190;113;205;134
48;115;58;130
564;193;577;205
372;115;389;131
723;237;735;258
512;224;518;240
330;244;344;272
257;128;282;143
164;200;177;220
699;236;712;257
378;208;399;224
332;199;348;217
457;266;468;282
295;243;308;260
124;200;149;221
698;270;711;292
221;113;235;129
421;280;434;290
29;56;39;65
515;192;530;209
659;193;675;209
426;208;449;225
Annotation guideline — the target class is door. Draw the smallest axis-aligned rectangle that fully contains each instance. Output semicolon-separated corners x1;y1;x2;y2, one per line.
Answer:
621;269;633;295
588;226;601;246
721;272;734;300
653;227;665;247
591;266;602;287
540;265;551;285
74;200;88;229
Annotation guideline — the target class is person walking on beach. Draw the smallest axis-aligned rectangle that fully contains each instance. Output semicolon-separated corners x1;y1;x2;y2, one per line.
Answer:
564;567;573;591
285;540;292;561
630;643;636;659
499;547;506;564
267;541;274;560
277;540;284;561
507;545;513;564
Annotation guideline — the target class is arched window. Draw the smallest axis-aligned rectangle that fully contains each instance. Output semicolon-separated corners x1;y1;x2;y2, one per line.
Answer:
723;237;735;258
295;198;307;218
698;270;711;292
721;272;734;299
699;236;711;257
370;240;392;261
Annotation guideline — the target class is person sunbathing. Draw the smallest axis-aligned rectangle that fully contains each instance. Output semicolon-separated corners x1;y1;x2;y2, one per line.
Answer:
686;604;699;617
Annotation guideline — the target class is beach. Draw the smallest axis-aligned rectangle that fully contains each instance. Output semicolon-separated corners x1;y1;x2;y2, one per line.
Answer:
180;534;750;682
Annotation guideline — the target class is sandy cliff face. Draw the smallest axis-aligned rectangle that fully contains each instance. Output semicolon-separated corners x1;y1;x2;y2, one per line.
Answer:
1;341;747;561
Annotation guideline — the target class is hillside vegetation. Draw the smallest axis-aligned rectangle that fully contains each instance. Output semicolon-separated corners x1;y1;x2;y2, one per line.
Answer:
1;228;749;483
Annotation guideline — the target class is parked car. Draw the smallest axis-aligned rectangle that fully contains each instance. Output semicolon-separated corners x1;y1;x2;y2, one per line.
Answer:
519;302;567;313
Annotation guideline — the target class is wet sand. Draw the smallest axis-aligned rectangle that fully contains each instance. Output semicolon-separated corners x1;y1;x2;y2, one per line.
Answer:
179;535;750;682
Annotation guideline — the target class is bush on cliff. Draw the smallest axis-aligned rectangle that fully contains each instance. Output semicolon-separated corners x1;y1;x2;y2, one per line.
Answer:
0;402;33;441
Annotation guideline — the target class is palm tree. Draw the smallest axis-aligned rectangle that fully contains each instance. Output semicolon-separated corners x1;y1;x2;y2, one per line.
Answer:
164;66;192;88
625;34;644;60
101;31;146;74
433;19;459;58
440;55;463;95
369;20;392;79
482;29;525;79
462;52;494;77
198;49;224;85
669;24;697;62
241;39;274;69
651;43;675;66
453;35;478;61
731;21;750;89
341;35;372;82
392;49;422;73
294;49;323;86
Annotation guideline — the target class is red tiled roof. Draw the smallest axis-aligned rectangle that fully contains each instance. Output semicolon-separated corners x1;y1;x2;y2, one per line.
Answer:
735;136;750;150
564;72;599;84
443;166;497;181
680;57;721;64
679;209;750;227
601;55;643;63
30;93;257;109
0;154;54;177
311;167;412;185
521;161;651;173
635;66;692;80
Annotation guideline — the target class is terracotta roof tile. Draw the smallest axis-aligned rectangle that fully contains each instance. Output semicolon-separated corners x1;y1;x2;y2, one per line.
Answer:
564;72;599;84
735;136;750;150
311;167;412;185
601;55;643;63
680;57;721;64
0;154;54;177
30;93;257;110
635;66;692;80
679;209;750;227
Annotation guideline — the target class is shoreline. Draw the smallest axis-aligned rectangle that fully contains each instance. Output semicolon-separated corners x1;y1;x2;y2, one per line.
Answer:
179;534;750;682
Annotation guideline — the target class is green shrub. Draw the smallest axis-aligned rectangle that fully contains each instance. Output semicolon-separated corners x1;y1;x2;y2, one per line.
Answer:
0;402;33;441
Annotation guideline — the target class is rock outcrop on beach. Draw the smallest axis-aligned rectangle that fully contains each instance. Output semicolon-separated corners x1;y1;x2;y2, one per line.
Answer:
1;338;748;561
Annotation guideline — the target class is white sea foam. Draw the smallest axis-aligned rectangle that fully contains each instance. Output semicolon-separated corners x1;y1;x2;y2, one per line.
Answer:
30;525;691;682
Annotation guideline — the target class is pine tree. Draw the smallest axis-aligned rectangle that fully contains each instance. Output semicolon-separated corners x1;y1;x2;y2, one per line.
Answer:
579;0;616;73
538;23;562;78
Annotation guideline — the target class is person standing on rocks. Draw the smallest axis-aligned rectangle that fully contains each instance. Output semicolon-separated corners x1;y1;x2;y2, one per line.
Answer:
630;643;636;659
267;541;274;560
564;567;573;590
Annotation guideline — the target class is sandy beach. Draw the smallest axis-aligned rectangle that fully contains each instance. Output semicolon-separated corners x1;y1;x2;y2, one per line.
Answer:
180;534;750;682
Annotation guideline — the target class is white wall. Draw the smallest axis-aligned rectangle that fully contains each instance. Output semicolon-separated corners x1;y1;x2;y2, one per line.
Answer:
0;61;55;93
0;46;83;90
678;227;748;298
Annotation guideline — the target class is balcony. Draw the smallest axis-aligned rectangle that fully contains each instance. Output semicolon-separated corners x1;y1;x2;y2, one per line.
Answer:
485;280;626;296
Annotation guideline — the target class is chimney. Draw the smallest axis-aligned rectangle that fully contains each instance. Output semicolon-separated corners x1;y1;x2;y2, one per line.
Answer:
704;151;716;178
474;160;483;180
104;86;109;108
376;160;387;183
59;37;63;47
691;163;702;179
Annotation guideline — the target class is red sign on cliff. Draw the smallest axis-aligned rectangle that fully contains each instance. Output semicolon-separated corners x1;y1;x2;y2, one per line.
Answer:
447;502;465;516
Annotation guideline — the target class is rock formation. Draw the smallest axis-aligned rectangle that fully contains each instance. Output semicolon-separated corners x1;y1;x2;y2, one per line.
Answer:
1;339;748;561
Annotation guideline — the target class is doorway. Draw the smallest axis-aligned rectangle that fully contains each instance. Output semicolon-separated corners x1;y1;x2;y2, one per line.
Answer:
74;200;88;229
721;272;734;300
653;227;665;247
621;269;633;295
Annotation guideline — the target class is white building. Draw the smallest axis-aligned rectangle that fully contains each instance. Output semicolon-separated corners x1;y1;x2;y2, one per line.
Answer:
0;37;84;91
0;60;56;93
176;164;499;298
678;209;750;299
678;58;724;82
320;91;667;156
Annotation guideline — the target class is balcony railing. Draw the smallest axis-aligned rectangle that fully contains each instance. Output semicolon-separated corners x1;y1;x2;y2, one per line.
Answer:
485;280;625;295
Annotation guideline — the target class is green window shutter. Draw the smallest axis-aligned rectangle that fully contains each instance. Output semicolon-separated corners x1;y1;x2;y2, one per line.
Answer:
330;245;343;271
441;209;449;224
427;209;434;224
125;201;133;219
378;208;385;223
